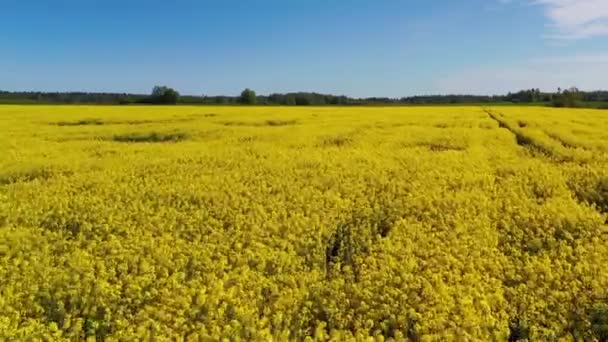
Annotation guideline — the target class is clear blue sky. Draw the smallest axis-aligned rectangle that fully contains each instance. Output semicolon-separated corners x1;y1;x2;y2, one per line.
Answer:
1;0;607;97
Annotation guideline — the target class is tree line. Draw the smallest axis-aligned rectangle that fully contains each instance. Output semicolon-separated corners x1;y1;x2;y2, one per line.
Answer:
1;86;607;107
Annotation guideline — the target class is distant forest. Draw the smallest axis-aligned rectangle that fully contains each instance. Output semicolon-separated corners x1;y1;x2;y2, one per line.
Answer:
1;88;608;107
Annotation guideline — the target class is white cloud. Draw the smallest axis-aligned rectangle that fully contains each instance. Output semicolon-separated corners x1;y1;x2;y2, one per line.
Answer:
532;0;608;39
529;53;608;64
436;53;608;94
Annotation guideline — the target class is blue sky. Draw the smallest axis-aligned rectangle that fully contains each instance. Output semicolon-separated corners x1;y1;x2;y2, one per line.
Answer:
1;0;607;97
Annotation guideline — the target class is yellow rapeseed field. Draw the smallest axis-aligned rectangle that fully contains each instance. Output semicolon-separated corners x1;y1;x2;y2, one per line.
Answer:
1;105;607;341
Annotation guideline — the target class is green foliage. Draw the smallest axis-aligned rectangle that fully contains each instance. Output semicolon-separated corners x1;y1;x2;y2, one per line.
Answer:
552;87;583;108
3;88;608;106
240;88;257;105
506;88;543;103
150;86;180;104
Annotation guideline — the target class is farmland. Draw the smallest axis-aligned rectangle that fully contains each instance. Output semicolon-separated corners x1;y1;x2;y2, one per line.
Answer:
1;105;607;341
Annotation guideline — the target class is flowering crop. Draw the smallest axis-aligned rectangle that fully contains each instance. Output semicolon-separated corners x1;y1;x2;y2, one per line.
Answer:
1;105;607;341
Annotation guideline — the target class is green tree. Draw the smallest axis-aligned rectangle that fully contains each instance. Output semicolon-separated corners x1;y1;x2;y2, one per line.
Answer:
150;86;179;104
552;87;581;108
240;88;257;105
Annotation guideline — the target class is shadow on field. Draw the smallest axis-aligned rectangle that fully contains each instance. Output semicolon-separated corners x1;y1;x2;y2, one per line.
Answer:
50;117;206;126
571;177;608;215
319;135;353;147
219;119;297;127
110;131;189;143
0;167;72;185
53;118;105;126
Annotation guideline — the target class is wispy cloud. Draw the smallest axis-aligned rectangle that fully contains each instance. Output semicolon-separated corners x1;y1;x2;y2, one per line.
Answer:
436;53;608;94
531;0;608;39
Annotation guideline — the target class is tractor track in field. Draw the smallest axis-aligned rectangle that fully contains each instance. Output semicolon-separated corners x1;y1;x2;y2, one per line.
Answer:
484;109;590;156
485;109;608;222
543;130;587;150
484;109;555;157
